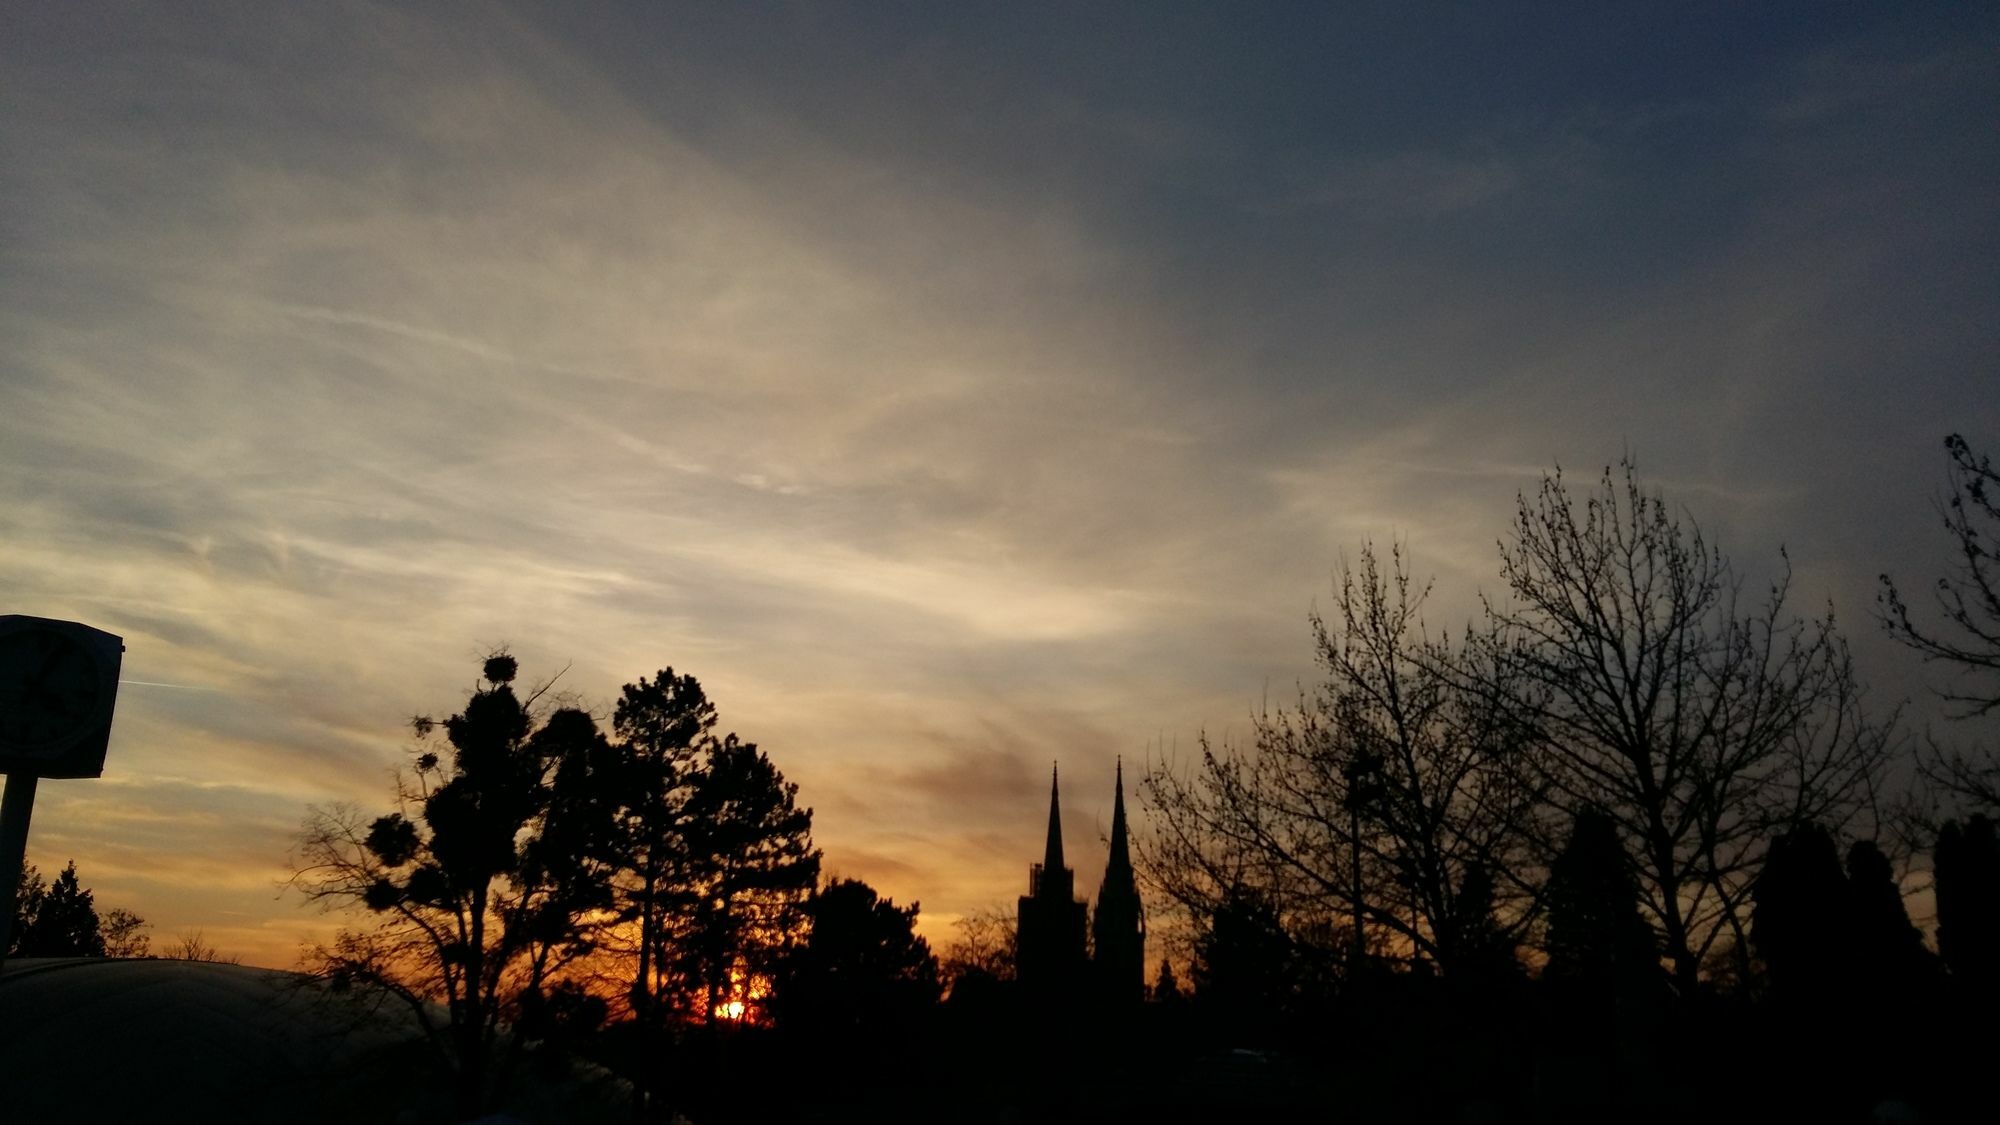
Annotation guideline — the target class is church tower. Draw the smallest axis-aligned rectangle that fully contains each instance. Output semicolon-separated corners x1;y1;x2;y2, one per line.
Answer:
1090;757;1146;1003
1017;764;1087;998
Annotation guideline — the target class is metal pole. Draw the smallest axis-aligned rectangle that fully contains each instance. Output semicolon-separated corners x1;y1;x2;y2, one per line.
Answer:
0;772;40;972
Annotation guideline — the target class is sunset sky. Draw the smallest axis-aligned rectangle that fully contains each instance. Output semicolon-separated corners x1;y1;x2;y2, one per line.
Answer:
4;2;1997;967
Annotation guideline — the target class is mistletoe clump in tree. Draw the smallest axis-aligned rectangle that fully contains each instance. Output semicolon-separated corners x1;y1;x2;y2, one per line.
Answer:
291;654;618;1118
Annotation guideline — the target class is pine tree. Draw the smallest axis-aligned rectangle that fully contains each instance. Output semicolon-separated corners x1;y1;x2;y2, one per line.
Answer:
1442;861;1518;987
669;734;820;1026
1751;823;1850;1005
776;878;940;1036
1542;811;1657;1001
17;861;105;958
1193;886;1293;1042
1935;814;2000;993
1844;840;1934;994
6;863;47;958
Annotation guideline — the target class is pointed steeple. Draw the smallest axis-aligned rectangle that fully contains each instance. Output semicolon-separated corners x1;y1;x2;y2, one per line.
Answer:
1020;760;1086;995
1091;755;1146;1004
1043;761;1066;874
1104;756;1134;889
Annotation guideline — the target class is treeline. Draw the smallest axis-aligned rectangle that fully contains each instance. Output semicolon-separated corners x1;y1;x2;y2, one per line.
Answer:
1135;441;2000;1122
7;860;149;959
9;861;244;964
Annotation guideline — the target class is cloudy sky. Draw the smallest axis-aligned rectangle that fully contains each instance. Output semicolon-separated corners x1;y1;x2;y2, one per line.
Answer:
4;2;1996;966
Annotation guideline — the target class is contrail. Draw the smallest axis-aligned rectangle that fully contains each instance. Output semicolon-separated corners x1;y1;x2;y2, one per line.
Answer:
118;679;221;692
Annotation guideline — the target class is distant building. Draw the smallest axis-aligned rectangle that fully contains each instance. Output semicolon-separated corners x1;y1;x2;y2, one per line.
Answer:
1016;761;1145;1006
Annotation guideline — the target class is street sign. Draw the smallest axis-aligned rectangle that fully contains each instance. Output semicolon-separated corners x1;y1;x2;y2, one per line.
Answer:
1;615;123;967
0;615;124;780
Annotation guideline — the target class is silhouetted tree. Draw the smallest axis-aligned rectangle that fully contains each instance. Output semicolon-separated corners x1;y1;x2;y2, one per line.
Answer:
671;734;819;1028
165;929;239;964
605;670;713;1029
1927;816;2000;1125
101;907;150;958
1880;435;2000;813
1535;811;1666;1122
1880;434;2000;718
776;878;940;1038
7;863;47;959
1485;460;1894;995
1151;958;1184;1004
1143;544;1542;982
1543;811;1657;1003
518;979;610;1060
1935;814;2000;992
603;671;819;1021
1844;840;1934;995
291;654;614;1118
11;861;106;957
941;905;1017;1000
1440;861;1520;989
1752;829;1929;1111
1846;838;1936;1110
1193;885;1295;1043
598;669;817;1122
9;862;147;960
1750;823;1850;1005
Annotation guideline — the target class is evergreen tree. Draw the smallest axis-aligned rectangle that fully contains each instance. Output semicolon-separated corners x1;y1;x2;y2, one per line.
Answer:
6;863;47;958
602;669;818;1121
776;878;940;1037
14;861;105;957
1542;810;1657;1000
1193;885;1293;1042
670;734;820;1026
607;668;713;1021
1844;840;1934;992
1935;814;2000;992
1440;861;1518;988
1750;823;1851;1004
1152;958;1184;1004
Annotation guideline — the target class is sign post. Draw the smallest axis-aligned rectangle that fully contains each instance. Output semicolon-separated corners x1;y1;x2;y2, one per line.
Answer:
0;616;124;968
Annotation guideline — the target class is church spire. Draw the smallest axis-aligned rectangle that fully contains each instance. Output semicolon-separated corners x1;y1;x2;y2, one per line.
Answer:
1105;756;1133;888
1091;755;1146;1003
1043;761;1065;874
1019;761;1086;994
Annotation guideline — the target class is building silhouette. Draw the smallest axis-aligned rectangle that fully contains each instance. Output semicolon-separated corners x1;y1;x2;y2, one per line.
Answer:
1016;761;1145;1006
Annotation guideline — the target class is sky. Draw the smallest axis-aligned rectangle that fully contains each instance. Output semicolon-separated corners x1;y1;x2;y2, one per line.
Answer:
3;2;1997;968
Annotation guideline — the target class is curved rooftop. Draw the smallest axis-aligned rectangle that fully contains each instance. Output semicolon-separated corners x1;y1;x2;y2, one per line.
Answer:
0;958;622;1124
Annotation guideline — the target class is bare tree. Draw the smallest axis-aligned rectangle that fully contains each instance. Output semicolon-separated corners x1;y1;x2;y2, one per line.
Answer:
939;905;1017;991
101;908;150;959
1880;434;2000;716
165;928;237;964
1483;460;1897;994
1880;434;2000;811
1141;544;1543;980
